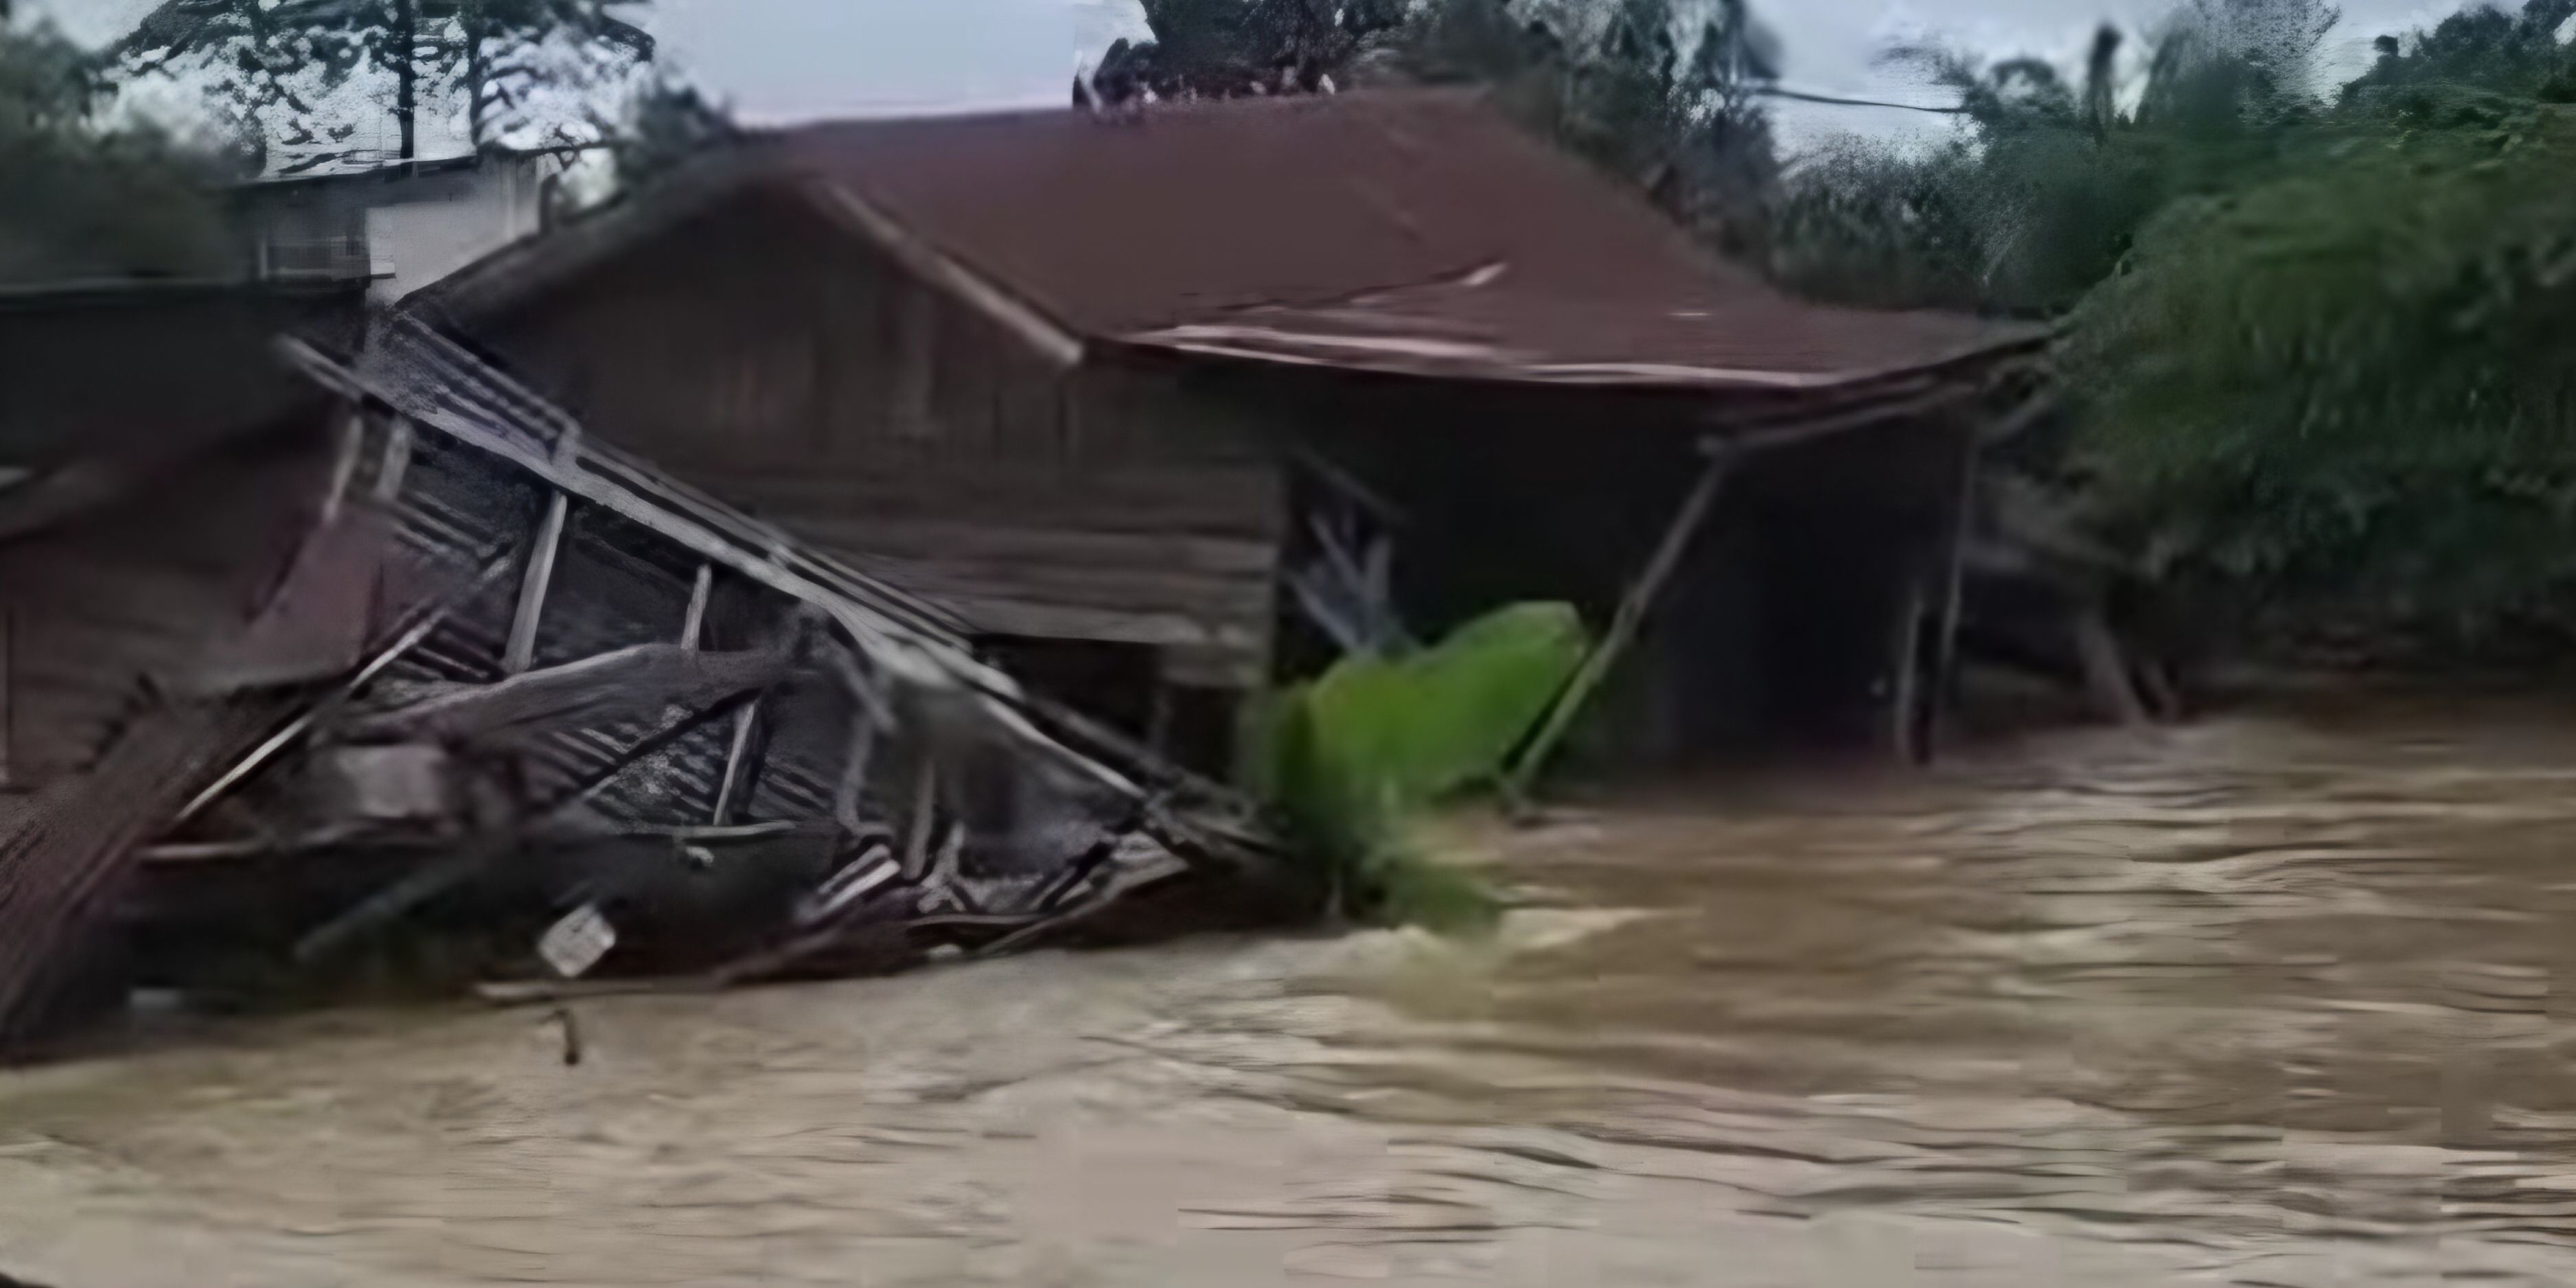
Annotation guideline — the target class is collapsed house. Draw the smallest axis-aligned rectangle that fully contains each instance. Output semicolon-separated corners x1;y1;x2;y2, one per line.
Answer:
0;285;1282;1047
409;89;2049;771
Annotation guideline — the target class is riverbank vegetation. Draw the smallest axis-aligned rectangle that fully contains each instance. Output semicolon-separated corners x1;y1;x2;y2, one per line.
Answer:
1775;0;2576;663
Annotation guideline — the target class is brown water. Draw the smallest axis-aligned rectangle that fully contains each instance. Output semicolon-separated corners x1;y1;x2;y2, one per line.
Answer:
12;698;2576;1285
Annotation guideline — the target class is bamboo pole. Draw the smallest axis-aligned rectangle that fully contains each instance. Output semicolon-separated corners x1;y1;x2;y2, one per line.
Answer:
1924;434;1981;761
1503;446;1737;802
1889;575;1928;764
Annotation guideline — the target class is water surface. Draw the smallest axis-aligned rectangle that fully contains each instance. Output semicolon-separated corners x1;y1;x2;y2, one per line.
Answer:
8;698;2576;1285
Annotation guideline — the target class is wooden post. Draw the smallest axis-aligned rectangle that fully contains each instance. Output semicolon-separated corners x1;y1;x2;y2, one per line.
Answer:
319;409;367;522
1504;445;1736;802
1924;433;1979;760
503;492;568;675
709;702;760;825
679;564;713;648
374;415;415;505
1889;575;1929;764
897;757;939;879
832;711;879;835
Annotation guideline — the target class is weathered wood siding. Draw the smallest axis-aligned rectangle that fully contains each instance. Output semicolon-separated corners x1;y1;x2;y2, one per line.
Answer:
470;192;1286;684
0;428;332;786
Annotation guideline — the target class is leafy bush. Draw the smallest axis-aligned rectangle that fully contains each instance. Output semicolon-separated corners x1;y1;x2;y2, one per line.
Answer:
2064;104;2576;656
1241;603;1587;932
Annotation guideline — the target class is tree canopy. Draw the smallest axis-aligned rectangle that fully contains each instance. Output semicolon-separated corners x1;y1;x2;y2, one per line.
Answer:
599;69;735;193
2061;32;2576;656
0;14;233;284
119;0;654;168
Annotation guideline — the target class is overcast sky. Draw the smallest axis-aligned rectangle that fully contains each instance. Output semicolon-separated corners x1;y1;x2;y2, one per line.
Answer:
30;0;2483;150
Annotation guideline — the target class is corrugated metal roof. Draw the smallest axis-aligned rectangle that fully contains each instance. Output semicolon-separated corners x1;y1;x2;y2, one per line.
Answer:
1120;273;2040;389
768;90;2039;389
426;89;2037;393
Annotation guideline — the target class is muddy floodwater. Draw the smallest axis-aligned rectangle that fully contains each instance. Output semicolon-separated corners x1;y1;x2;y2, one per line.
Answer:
14;696;2576;1285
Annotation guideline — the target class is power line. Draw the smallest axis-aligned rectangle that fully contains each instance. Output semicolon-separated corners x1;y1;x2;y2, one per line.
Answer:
1756;84;1967;115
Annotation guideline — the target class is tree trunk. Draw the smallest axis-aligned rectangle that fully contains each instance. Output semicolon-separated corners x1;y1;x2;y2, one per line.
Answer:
395;0;417;161
465;3;487;150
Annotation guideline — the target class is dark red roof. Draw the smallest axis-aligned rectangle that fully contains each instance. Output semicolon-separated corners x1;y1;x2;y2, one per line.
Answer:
772;91;2036;389
427;90;2038;392
1122;273;2032;389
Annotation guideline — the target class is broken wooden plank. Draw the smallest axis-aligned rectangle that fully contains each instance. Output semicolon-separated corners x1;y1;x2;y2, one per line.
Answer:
170;551;516;829
680;563;713;647
709;702;761;825
338;643;791;748
295;686;771;963
503;492;570;675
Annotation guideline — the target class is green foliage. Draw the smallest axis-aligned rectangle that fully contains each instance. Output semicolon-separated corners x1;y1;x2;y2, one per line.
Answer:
601;70;735;192
1770;0;2332;312
1396;0;1785;251
1242;602;1588;932
1762;0;2576;660
0;18;233;284
1086;0;1409;101
2341;0;2576;110
2065;103;2576;655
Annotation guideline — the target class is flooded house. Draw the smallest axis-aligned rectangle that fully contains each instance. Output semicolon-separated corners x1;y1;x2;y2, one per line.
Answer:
409;89;2046;772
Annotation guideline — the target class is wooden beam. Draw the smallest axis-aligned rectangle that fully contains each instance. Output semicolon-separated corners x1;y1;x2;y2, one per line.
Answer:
276;337;1151;805
1504;447;1737;801
172;552;517;829
680;563;713;648
709;702;760;825
503;492;569;674
1924;435;1981;761
319;408;367;523
833;712;879;835
1889;575;1929;764
899;758;939;880
803;181;1085;371
374;415;415;504
296;687;767;963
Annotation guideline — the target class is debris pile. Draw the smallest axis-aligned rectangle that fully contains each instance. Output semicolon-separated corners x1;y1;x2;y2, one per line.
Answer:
1;316;1296;1043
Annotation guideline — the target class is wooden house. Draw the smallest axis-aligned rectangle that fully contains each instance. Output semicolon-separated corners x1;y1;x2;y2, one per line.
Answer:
411;90;2046;770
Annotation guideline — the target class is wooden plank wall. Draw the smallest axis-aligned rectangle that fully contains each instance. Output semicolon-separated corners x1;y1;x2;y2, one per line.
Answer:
478;192;1285;685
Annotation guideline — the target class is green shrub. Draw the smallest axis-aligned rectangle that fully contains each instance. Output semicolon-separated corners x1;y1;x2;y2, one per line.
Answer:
2065;104;2576;656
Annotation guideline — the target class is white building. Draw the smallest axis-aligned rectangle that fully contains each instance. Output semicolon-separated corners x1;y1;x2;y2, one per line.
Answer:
233;151;578;303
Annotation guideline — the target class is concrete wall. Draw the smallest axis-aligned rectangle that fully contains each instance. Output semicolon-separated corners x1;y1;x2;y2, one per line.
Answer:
240;157;554;303
363;159;549;303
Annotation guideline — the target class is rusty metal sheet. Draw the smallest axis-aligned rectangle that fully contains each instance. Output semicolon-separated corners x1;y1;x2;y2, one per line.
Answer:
1116;274;2046;392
